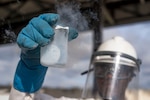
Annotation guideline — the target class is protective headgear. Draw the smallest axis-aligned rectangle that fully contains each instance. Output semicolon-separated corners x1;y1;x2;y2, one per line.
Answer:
94;36;141;100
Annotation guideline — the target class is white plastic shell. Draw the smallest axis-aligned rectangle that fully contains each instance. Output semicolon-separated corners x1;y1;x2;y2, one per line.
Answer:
98;36;137;59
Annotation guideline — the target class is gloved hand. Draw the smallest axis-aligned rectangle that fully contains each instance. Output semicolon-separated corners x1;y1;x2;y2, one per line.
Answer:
13;13;78;93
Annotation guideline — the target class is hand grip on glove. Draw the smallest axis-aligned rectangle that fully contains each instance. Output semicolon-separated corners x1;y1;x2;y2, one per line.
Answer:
13;13;78;93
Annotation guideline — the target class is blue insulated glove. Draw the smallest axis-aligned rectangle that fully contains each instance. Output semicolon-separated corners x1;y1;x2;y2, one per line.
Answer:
13;13;78;93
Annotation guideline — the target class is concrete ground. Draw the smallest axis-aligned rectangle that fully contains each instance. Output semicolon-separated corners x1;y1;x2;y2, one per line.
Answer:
0;87;150;100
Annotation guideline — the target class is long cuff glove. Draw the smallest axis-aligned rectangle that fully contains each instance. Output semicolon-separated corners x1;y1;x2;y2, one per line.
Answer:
13;13;78;93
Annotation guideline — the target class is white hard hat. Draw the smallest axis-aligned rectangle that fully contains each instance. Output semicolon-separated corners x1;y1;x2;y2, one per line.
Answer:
98;36;137;58
94;36;141;68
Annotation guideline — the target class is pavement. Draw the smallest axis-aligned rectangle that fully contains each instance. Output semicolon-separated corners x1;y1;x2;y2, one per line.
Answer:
0;94;9;100
0;89;150;100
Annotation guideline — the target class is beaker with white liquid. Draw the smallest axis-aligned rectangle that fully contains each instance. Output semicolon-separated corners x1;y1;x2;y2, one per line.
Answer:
40;25;69;67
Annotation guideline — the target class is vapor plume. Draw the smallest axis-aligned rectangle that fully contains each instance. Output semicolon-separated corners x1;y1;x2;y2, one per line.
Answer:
56;2;89;31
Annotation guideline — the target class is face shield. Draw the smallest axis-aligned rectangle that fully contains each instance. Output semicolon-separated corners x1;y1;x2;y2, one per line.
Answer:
81;37;141;100
94;51;141;100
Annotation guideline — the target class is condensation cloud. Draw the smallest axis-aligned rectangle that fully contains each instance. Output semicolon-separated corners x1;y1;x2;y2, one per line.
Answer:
56;2;89;31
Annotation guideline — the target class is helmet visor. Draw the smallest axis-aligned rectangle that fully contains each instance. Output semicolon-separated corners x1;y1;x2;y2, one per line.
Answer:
94;51;140;100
